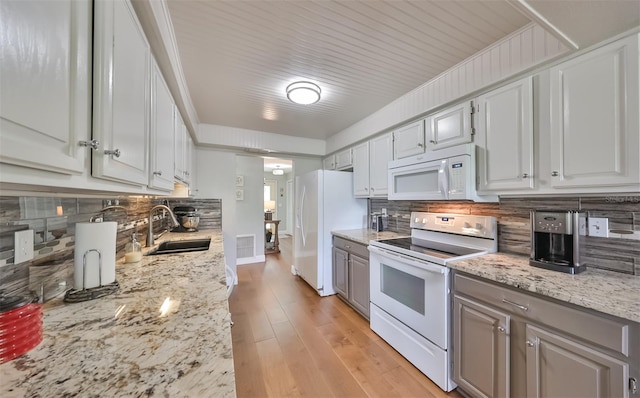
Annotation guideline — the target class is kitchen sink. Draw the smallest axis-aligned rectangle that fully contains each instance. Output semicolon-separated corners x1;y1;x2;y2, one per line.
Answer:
146;238;211;255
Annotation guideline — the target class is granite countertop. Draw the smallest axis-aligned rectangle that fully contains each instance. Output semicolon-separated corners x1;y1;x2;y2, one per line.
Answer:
332;229;407;245
0;230;235;398
448;253;640;324
332;228;639;324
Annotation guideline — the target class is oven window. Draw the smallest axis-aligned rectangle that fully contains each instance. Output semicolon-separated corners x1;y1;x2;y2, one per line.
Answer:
381;264;425;315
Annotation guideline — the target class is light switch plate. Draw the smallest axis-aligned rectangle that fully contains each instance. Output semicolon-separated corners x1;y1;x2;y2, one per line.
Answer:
588;218;609;238
14;229;34;264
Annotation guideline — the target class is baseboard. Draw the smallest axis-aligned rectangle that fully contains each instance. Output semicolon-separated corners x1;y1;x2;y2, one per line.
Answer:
237;255;266;265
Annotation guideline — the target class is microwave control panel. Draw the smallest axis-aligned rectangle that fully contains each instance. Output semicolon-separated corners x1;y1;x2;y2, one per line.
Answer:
448;155;469;194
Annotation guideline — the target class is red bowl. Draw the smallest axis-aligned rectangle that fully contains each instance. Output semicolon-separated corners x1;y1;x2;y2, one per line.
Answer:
0;308;42;333
0;329;43;364
0;303;42;322
0;319;42;351
0;302;43;364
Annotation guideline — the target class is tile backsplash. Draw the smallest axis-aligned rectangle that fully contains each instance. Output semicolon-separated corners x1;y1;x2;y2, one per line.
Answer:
370;194;640;275
0;196;222;301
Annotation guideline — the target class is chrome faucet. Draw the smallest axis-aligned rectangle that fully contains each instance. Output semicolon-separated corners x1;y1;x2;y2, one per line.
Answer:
147;205;180;247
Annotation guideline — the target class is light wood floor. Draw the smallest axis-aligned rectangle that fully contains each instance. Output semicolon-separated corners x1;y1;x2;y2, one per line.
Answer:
229;236;465;398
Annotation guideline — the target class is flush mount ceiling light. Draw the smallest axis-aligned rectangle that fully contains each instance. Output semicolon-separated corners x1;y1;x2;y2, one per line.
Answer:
272;166;284;175
286;81;321;105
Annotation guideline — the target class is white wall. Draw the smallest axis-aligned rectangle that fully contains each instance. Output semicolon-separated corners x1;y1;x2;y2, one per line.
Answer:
194;147;237;281
195;148;321;273
290;155;322;178
235;155;265;262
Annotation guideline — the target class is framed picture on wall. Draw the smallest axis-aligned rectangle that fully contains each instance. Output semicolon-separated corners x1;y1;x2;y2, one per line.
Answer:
236;189;244;201
235;175;244;187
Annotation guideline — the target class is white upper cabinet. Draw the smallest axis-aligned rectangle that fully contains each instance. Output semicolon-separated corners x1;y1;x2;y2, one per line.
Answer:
476;77;534;192
93;0;150;186
353;133;393;198
184;133;194;185
369;133;393;197
352;142;370;197
335;148;353;170
426;101;473;150
174;107;186;181
549;34;639;189
393;120;425;159
323;155;336;170
149;61;176;191
0;0;91;175
173;107;193;185
189;135;197;192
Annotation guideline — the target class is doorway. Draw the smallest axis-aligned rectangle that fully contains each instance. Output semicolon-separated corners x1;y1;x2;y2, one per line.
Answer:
263;157;293;236
264;179;277;219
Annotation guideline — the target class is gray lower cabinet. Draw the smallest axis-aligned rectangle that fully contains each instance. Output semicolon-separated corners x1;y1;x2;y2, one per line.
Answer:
453;294;510;398
332;236;369;319
453;272;638;398
333;247;348;297
525;324;628;398
349;254;369;316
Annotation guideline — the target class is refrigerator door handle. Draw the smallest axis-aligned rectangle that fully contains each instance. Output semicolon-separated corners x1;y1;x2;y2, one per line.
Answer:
300;186;306;247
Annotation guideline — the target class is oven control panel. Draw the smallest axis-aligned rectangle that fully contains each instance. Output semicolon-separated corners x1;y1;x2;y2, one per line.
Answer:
410;212;497;239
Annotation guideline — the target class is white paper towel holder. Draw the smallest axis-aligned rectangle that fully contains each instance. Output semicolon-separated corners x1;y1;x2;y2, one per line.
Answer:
64;248;119;303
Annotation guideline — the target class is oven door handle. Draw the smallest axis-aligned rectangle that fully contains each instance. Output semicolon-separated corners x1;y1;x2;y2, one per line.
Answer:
368;246;445;274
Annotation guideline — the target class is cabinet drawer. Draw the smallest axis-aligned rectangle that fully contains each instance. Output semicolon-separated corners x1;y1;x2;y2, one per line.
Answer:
454;273;630;356
333;236;369;258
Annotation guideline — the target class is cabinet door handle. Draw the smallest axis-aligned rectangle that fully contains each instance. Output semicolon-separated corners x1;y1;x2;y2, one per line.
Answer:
497;326;506;333
526;340;535;347
79;140;100;150
153;171;162;176
345;245;351;249
551;171;559;177
502;298;528;312
429;140;437;144
521;173;529;178
104;149;121;158
417;142;423;147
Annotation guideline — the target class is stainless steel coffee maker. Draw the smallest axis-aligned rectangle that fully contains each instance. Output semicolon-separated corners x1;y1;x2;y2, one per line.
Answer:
530;211;586;274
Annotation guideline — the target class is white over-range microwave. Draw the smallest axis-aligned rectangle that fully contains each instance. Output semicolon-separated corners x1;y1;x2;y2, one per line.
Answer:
388;144;496;202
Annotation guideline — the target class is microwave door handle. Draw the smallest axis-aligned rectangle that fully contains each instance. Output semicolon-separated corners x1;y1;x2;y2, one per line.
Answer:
438;160;449;199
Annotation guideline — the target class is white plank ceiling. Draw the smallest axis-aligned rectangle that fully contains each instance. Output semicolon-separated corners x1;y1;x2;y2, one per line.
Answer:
166;0;531;140
167;1;640;142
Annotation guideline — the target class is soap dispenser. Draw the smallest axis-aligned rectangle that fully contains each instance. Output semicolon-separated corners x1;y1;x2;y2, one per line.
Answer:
124;233;142;263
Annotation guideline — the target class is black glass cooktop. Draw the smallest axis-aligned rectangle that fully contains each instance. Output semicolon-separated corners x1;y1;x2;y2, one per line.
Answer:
377;237;483;260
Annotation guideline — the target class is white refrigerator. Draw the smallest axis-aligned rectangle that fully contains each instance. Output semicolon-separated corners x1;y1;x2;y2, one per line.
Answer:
293;170;367;296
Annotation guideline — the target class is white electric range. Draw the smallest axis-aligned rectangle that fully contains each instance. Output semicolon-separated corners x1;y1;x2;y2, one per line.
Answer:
368;212;497;392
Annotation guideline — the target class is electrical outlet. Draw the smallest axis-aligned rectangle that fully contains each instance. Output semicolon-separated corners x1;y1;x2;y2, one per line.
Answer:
14;229;34;264
588;218;609;238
